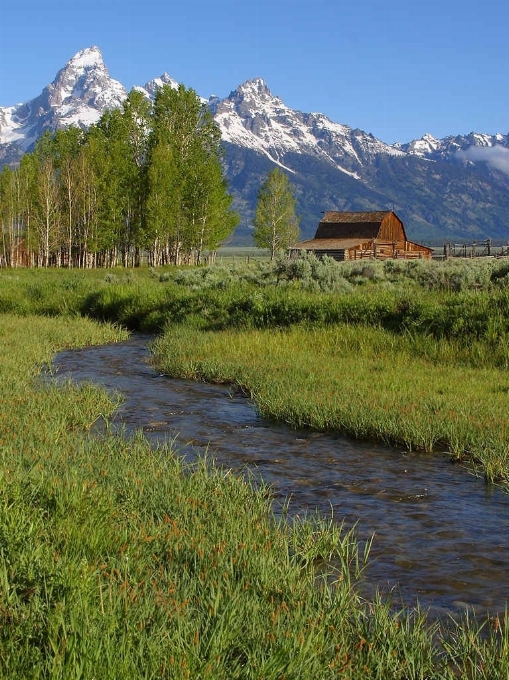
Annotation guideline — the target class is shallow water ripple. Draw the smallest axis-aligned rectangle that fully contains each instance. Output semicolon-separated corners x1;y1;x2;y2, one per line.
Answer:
52;335;509;618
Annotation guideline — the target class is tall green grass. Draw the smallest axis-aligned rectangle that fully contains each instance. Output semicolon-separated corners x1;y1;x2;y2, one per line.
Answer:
1;315;508;678
2;276;509;676
2;264;509;480
153;323;509;486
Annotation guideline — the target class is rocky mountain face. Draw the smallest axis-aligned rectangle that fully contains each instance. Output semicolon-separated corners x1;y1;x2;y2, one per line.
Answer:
396;130;509;165
212;80;509;244
0;47;127;166
1;47;508;245
209;77;405;176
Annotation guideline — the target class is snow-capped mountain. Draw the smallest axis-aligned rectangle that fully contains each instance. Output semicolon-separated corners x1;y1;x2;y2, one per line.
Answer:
396;130;509;168
213;79;509;242
209;77;404;180
0;47;126;156
1;47;508;243
134;72;180;100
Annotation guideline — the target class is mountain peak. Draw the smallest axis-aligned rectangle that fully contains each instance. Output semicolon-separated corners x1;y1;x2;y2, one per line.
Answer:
66;46;104;70
53;46;110;92
422;132;439;143
223;77;284;118
236;78;272;98
138;72;179;98
245;77;269;90
0;46;126;153
44;45;125;115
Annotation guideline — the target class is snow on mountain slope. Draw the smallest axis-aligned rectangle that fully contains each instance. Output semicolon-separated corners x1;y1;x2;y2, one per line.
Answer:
209;77;404;178
397;130;509;162
0;46;127;151
134;73;180;99
1;46;506;180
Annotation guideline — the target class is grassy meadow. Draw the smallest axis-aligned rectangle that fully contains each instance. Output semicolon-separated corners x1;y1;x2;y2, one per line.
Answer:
1;256;509;677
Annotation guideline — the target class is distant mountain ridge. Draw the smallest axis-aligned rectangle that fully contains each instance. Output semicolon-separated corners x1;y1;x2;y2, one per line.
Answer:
1;46;508;245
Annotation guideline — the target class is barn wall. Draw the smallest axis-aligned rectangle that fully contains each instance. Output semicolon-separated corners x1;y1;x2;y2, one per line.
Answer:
378;213;406;242
406;242;432;258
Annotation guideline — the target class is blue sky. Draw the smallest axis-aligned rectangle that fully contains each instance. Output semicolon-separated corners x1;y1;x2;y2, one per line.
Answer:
0;0;507;144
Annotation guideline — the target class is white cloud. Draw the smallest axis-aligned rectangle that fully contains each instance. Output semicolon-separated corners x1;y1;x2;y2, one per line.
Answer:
457;144;509;175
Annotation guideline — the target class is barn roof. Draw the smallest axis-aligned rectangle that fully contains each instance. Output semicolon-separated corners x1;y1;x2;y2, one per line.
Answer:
315;211;398;240
321;211;393;224
407;241;434;253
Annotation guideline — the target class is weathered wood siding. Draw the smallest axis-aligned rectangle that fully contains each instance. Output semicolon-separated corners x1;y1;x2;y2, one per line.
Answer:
290;211;433;260
377;213;406;242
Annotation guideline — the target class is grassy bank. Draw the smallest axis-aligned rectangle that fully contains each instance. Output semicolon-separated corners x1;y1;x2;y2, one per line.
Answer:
2;257;509;676
1;261;509;487
152;322;509;486
1;314;508;678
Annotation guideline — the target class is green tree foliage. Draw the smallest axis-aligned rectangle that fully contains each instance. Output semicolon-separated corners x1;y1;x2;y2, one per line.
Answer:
16;154;38;266
0;85;237;268
188;157;239;264
33;131;62;267
0;166;17;266
95;90;152;266
52;127;85;267
0;160;36;267
253;167;300;260
146;84;238;265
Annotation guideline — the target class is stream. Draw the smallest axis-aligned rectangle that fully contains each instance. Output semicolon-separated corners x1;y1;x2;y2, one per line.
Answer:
51;334;509;619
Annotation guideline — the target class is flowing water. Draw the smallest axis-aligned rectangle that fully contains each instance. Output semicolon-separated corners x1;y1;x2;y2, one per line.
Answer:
51;334;509;619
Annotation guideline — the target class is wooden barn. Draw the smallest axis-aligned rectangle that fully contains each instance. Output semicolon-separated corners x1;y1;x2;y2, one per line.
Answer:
289;211;433;261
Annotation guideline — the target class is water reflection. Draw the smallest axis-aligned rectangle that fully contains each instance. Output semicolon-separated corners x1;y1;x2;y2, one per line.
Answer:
52;335;509;618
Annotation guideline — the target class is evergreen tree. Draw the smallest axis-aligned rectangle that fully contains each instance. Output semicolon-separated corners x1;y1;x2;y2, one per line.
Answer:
253;167;300;260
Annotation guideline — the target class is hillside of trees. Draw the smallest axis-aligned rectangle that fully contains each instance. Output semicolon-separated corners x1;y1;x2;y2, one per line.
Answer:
0;85;239;268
